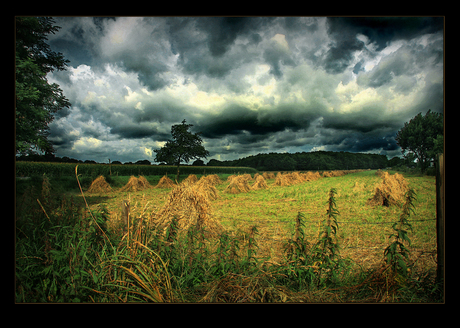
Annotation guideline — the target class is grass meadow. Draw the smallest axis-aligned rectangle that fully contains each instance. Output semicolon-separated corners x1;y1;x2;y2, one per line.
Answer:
15;169;442;302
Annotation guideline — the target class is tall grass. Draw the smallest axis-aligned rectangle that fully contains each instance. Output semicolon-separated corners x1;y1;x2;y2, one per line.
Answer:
15;171;443;302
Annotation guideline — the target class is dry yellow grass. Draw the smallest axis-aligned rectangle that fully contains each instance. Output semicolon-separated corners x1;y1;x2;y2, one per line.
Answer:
87;175;112;193
368;171;409;206
352;181;364;192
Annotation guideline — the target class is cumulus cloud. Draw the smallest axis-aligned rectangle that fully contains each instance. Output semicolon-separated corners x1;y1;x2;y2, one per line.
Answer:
44;17;443;163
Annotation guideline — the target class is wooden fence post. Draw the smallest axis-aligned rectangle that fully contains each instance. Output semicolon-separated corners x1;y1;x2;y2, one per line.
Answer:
436;153;444;285
121;199;130;233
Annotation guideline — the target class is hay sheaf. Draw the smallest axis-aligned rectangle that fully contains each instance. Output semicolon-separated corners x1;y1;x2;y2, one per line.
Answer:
195;175;219;200
368;172;408;207
153;183;223;236
274;172;290;186
302;171;321;181
322;170;345;178
155;175;176;188
225;175;251;194
274;172;300;186
120;176;151;192
251;175;268;190
87;175;112;193
181;174;198;186
203;174;222;186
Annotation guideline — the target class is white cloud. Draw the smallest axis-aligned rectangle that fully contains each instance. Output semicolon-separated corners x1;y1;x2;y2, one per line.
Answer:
271;33;289;51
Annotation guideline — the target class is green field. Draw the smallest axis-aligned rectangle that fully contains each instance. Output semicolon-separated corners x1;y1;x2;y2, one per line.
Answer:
15;169;442;302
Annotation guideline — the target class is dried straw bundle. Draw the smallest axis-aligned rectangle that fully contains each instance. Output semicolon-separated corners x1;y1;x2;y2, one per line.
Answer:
274;172;293;187
87;175;112;193
227;175;237;182
119;176;151;192
138;176;151;188
240;173;253;181
288;172;304;184
182;174;198;186
155;175;176;188
368;172;408;207
225;175;251;194
262;172;276;179
153;183;223;236
251;175;268;190
195;176;219;200
204;174;222;185
303;171;321;181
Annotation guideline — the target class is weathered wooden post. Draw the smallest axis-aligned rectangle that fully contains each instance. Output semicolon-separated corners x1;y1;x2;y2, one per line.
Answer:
121;199;130;234
436;153;444;286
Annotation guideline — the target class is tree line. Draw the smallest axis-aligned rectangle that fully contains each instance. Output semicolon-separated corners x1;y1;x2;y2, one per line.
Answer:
208;151;393;171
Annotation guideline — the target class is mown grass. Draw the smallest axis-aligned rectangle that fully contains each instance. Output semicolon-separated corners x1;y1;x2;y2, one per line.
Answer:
15;170;442;302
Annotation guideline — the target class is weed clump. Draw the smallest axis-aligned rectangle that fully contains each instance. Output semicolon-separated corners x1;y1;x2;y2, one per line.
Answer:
368;172;409;207
87;175;113;193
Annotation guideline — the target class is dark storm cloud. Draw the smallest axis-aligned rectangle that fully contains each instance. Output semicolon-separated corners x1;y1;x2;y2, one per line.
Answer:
201;17;251;57
323;33;365;74
43;17;443;163
327;17;443;51
323;17;443;74
198;102;317;140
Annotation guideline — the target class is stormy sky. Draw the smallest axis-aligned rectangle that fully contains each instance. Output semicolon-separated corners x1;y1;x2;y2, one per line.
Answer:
44;17;444;163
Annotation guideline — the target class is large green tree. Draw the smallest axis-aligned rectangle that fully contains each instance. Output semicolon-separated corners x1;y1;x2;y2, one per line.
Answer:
15;17;71;155
154;120;210;181
395;109;443;173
